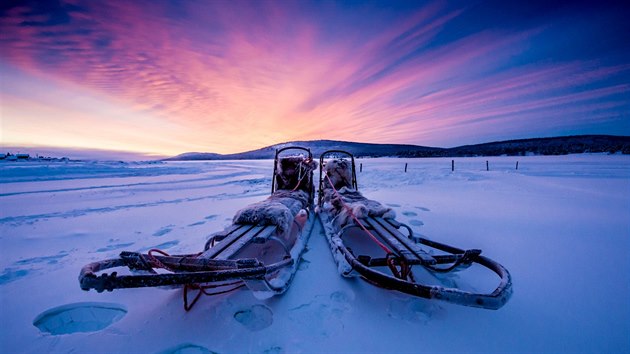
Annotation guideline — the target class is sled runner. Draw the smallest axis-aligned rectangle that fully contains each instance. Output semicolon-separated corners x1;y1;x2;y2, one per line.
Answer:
317;150;512;310
79;147;317;310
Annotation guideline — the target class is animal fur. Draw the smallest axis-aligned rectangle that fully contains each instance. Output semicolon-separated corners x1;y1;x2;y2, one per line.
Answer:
275;156;317;193
322;158;353;190
233;190;310;234
321;159;395;228
233;155;316;234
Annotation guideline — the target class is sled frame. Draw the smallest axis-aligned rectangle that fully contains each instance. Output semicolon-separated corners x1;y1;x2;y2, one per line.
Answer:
317;150;512;310
80;146;317;298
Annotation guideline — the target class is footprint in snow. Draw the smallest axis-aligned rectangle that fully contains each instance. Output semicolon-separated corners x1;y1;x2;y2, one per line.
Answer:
1;252;70;285
329;290;352;304
386;203;401;208
263;346;284;354
15;252;69;266
409;220;424;227
96;242;135;253
33;302;127;335
234;304;273;331
153;225;175;237
387;297;445;324
0;268;30;285
415;206;431;212
137;240;180;252
158;343;218;354
288;291;353;337
402;211;418;217
187;221;206;227
205;215;218;220
298;259;310;271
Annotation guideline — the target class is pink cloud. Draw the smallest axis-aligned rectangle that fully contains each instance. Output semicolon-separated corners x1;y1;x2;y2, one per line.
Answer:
1;1;628;154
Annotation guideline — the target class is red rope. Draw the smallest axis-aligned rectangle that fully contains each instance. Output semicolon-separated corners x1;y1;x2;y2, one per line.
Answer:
145;248;244;311
184;282;245;311
324;173;392;254
147;248;171;269
324;172;415;281
291;158;313;192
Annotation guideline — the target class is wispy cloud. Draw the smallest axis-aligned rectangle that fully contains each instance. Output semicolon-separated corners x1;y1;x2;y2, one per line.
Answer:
1;1;628;154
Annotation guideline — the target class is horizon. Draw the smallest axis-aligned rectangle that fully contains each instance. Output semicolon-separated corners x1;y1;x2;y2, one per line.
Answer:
3;133;628;160
2;1;629;156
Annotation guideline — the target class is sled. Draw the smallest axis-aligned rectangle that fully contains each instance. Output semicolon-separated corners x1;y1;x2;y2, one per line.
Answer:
79;146;317;310
317;150;512;310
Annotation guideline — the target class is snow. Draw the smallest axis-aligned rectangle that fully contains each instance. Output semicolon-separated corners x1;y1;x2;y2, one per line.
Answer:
1;155;629;353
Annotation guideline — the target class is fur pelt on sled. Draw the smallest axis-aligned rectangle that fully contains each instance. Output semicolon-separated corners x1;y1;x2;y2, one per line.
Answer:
233;155;316;234
233;190;310;234
321;187;395;228
274;156;317;193
322;158;354;190
320;159;395;228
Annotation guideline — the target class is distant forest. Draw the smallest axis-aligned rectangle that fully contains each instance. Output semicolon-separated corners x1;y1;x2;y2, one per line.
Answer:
402;135;630;157
167;135;630;160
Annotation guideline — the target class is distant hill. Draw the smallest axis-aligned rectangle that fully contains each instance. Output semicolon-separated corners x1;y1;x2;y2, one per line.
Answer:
165;135;630;160
165;140;443;160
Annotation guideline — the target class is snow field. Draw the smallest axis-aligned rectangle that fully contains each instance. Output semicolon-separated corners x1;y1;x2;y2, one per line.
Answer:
0;155;628;353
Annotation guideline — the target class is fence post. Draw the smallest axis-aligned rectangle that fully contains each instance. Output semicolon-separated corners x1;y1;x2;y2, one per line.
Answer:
404;163;408;173
516;161;519;170
451;160;454;172
486;160;489;171
360;163;363;173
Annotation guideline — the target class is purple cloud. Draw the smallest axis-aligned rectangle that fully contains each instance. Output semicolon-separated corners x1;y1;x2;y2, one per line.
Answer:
1;1;628;154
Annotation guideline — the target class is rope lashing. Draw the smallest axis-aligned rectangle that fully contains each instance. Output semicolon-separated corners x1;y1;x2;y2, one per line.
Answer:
323;173;413;281
291;157;313;191
146;248;244;311
324;173;391;254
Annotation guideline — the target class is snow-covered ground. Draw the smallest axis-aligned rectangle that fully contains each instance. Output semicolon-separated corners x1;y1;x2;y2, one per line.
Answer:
1;155;629;353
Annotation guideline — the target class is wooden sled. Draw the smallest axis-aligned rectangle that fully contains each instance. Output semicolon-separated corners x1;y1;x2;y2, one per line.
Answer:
317;150;512;310
79;146;317;309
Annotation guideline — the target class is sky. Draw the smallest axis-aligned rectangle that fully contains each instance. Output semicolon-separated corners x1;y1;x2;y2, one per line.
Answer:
1;0;629;156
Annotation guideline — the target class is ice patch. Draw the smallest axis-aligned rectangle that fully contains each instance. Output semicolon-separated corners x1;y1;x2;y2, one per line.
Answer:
233;304;273;331
33;302;127;335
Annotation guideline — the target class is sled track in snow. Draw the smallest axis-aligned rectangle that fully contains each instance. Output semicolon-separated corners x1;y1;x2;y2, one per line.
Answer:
0;190;269;226
0;172;263;197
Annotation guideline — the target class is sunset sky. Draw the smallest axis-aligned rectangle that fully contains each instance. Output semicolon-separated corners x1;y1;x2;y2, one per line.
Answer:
1;0;629;156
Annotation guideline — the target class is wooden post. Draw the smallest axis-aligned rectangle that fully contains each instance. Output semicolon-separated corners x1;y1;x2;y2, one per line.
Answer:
404;163;408;173
516;161;519;170
360;163;363;173
451;160;454;172
486;160;489;171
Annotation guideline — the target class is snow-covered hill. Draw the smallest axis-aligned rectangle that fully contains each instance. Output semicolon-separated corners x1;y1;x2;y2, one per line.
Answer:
1;155;629;353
